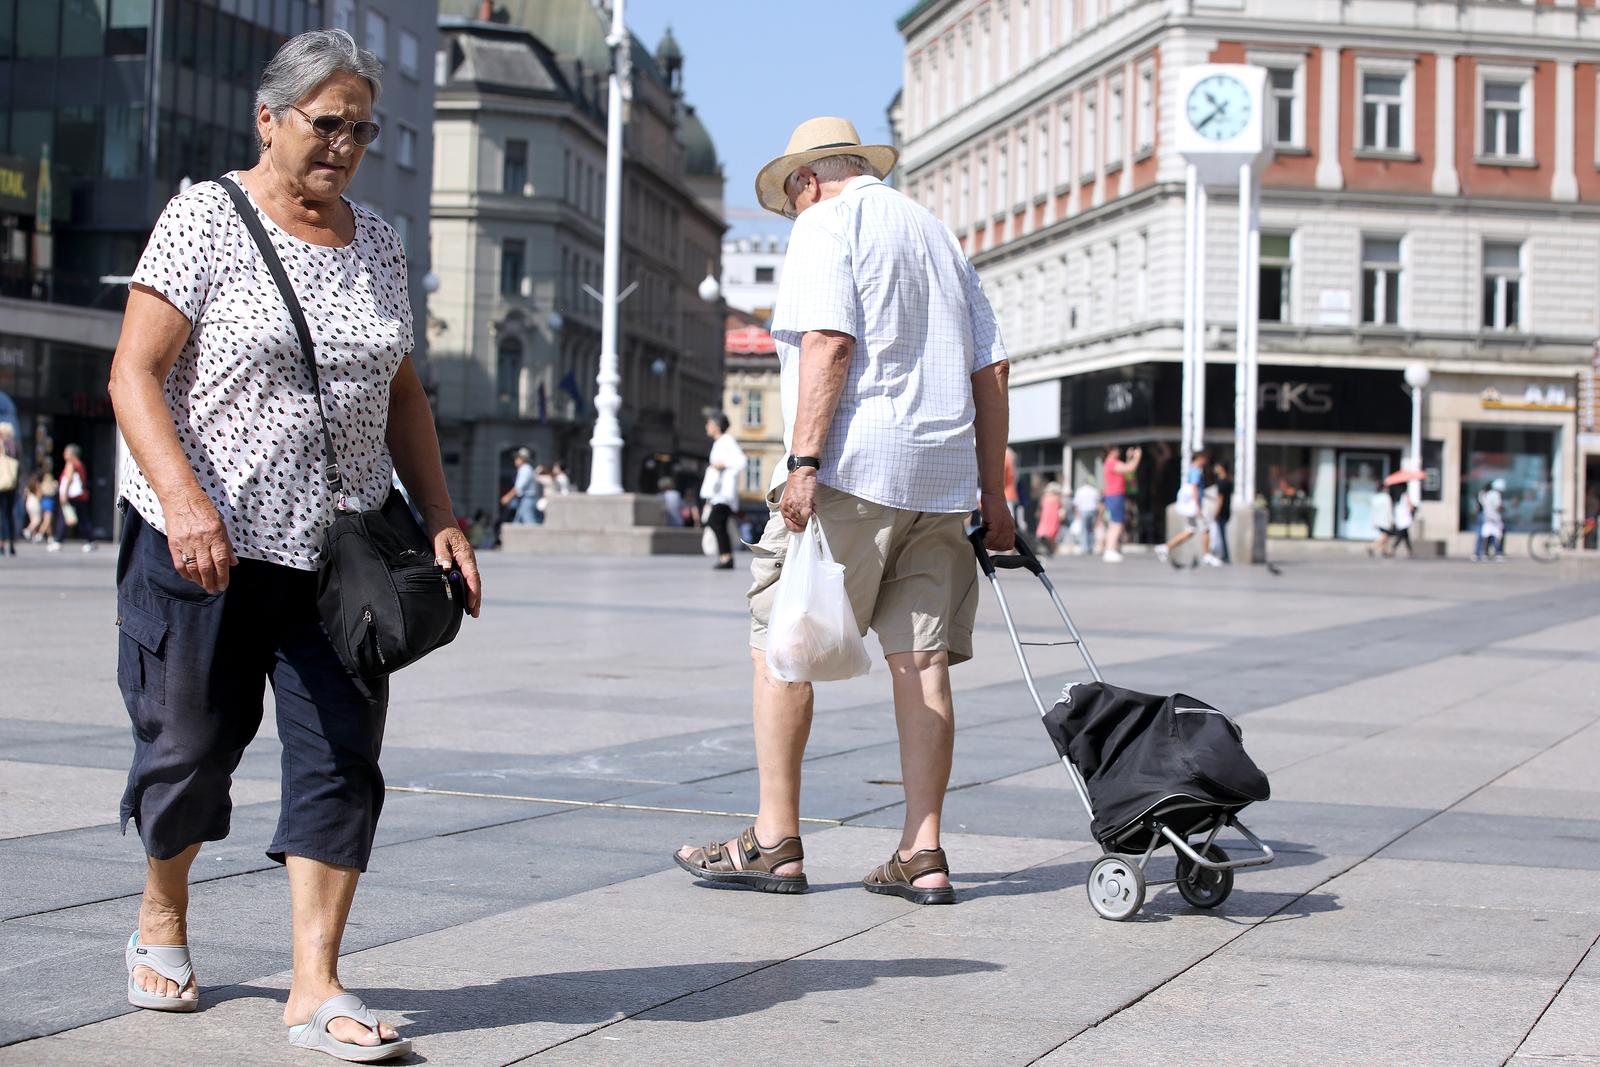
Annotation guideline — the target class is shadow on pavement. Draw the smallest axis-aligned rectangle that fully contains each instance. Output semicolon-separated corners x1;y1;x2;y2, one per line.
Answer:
210;957;1003;1038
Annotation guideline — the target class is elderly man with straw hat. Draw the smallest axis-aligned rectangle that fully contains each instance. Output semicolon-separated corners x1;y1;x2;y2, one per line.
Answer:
674;117;1014;905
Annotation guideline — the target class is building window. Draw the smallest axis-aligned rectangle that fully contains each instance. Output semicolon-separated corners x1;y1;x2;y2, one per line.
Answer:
1259;233;1292;322
364;10;387;61
397;124;417;169
1481;76;1531;161
368;109;386;155
398;29;420;78
393;213;412;255
996;145;1008;216
1016;132;1029;206
1036;117;1049;198
978;153;990;220
1361;236;1402;326
943;168;954;220
500;239;525;296
504;138;527;193
1136;230;1149;318
1482;241;1523;332
1137;62;1155;154
979;13;991;91
1058;111;1072;188
496;337;523;417
959;162;971;228
755;265;775;283
1082;93;1098;177
743;456;764;494
1269;66;1303;147
744;389;763;427
332;0;356;32
1107;77;1125;168
1359;67;1410;153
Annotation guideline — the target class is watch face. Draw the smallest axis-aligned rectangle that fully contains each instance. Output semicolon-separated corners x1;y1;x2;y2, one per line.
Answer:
1186;75;1252;143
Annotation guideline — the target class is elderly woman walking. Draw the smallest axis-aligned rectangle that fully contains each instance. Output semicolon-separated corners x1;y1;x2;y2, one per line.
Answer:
107;29;479;1063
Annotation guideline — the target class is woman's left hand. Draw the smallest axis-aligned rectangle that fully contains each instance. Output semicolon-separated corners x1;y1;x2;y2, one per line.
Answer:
432;525;482;618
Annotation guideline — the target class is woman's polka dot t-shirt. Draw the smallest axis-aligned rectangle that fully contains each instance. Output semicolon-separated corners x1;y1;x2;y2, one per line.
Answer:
122;172;413;571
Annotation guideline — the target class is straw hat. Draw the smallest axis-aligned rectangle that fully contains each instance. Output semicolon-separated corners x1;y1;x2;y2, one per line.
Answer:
755;117;898;218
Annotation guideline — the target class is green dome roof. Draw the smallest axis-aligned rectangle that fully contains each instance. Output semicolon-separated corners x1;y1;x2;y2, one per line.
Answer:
682;105;718;178
656;25;682;66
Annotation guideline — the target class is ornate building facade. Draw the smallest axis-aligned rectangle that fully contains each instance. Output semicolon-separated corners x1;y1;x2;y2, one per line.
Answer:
896;0;1599;548
430;2;725;519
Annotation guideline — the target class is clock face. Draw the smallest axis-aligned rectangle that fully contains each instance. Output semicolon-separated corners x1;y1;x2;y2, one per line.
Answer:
1186;75;1252;143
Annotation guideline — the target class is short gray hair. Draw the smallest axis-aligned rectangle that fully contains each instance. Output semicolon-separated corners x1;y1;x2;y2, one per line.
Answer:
255;29;383;145
785;153;875;198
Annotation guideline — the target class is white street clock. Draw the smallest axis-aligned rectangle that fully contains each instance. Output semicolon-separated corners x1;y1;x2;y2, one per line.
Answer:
1177;64;1271;185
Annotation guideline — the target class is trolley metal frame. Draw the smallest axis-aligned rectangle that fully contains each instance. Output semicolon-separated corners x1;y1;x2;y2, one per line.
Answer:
970;529;1274;920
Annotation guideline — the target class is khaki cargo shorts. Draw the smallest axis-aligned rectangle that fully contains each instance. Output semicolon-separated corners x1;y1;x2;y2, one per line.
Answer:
747;483;979;665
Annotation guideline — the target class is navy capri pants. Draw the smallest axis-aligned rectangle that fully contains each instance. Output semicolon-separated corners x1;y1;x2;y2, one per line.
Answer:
116;506;389;870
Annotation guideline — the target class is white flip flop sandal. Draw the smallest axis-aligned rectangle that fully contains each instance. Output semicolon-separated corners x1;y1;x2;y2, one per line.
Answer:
287;992;412;1063
125;931;199;1012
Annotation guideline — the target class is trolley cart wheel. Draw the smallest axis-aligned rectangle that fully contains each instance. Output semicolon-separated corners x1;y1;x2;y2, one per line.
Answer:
1087;854;1146;921
1174;843;1234;909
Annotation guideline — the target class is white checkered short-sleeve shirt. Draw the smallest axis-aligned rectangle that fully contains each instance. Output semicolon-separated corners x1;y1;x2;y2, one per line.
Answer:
768;175;1007;514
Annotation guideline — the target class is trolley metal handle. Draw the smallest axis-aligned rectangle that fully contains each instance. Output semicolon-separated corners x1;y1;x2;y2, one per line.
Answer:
968;526;1045;577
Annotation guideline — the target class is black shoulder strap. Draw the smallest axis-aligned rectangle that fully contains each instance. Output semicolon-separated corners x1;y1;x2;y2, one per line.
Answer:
217;176;344;494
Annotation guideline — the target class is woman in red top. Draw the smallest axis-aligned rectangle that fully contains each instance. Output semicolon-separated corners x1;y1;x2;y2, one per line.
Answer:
57;444;93;551
1100;446;1141;562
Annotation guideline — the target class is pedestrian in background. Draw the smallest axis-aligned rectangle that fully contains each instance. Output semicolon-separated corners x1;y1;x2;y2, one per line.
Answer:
660;477;685;527
1211;461;1234;565
107;28;478;1061
702;411;745;571
676;117;1013;905
1100;445;1140;562
500;447;540;524
1035;479;1064;555
1157;451;1218;567
552;461;572;496
36;470;60;547
1071;479;1101;557
1367;484;1394;558
1390;486;1415;558
1004;446;1022;529
22;471;45;544
1474;478;1506;561
0;424;17;556
58;444;94;551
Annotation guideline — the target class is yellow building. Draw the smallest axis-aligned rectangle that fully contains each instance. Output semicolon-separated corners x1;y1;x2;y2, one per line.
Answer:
723;315;783;514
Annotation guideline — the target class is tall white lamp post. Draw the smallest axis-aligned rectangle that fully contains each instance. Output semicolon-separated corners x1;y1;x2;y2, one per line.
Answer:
587;0;630;495
1404;362;1430;505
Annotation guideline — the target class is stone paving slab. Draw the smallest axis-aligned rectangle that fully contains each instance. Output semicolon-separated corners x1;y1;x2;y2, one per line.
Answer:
4;552;1600;1064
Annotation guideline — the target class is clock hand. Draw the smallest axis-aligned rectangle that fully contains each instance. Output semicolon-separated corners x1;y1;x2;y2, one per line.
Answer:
1196;106;1224;130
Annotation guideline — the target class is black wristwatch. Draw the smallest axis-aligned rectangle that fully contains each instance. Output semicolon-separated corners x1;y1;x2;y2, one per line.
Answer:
787;455;821;474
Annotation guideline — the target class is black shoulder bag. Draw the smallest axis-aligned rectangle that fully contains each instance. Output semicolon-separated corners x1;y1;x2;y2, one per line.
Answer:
220;176;464;678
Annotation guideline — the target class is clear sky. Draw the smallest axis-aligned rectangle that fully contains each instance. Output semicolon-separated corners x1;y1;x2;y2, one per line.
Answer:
625;0;909;241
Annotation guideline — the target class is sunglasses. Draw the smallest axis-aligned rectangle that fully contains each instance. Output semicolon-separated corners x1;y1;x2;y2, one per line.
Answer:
289;104;380;147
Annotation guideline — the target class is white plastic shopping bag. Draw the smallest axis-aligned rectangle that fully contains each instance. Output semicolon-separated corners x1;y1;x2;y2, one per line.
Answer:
765;517;871;683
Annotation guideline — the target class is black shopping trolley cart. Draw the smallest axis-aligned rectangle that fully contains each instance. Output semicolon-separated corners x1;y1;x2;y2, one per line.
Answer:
970;529;1275;921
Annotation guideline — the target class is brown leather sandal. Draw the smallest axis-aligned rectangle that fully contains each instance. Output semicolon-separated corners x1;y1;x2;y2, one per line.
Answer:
673;826;807;894
863;847;956;905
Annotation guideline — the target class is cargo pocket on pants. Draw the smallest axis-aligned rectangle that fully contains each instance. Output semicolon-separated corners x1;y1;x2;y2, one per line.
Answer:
117;599;169;707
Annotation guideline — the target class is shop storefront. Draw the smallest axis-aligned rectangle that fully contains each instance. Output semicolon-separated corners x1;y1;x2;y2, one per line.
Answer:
0;330;119;540
1053;361;1411;542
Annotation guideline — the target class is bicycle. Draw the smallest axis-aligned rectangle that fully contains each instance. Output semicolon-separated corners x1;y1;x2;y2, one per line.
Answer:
1529;511;1598;562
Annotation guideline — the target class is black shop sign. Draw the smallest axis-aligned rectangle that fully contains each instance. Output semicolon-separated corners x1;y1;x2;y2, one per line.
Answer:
1064;363;1411;437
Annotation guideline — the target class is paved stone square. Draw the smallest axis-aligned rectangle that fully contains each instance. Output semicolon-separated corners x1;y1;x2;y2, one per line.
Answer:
2;543;1598;1065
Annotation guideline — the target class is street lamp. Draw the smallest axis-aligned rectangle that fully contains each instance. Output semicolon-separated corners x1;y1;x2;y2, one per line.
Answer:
586;0;631;495
1404;362;1430;504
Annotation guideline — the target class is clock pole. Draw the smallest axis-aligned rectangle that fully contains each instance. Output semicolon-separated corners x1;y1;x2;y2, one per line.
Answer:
1178;63;1272;561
